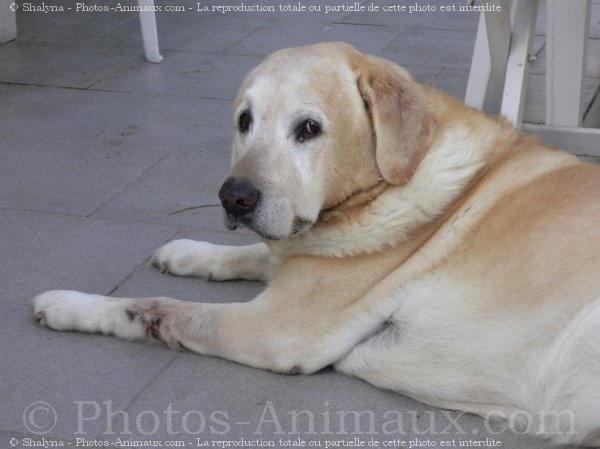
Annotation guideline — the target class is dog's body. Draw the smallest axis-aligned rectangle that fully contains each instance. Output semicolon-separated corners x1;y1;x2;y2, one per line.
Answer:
33;43;600;446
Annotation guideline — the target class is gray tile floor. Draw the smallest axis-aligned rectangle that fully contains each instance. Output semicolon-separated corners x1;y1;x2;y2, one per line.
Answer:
1;1;598;448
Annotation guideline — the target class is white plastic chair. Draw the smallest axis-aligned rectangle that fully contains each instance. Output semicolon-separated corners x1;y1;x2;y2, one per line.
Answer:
465;0;599;156
138;0;162;63
0;0;17;42
0;0;162;64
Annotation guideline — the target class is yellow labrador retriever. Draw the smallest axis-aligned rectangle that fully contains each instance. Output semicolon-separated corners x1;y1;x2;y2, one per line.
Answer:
33;43;600;446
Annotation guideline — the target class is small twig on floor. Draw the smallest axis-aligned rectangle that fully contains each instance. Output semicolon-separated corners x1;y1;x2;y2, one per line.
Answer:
168;204;220;216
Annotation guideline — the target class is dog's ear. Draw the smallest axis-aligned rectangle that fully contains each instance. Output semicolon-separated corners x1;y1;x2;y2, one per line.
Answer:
354;54;434;185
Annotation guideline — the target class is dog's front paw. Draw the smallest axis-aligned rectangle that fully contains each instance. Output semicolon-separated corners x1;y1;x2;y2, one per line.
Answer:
32;290;104;331
151;239;220;279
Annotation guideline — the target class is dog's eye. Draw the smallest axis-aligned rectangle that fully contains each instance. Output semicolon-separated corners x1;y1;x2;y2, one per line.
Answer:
296;119;322;143
238;110;252;133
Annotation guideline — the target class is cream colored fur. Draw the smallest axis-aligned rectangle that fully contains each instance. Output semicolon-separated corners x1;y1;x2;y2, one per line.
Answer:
32;43;600;446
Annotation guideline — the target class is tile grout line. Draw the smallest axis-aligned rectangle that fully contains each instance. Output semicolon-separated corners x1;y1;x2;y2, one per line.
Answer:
86;152;172;219
0;205;254;237
85;53;147;90
222;24;265;54
122;353;179;412
87;15;140;44
105;226;181;296
0;80;237;101
330;21;390;28
92;352;180;440
336;21;479;33
84;85;236;101
583;83;600;122
428;67;446;85
0;428;40;439
0;80;91;92
83;46;259;90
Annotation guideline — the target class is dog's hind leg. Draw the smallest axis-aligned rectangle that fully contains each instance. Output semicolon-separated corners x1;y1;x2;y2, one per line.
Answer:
151;240;273;281
532;299;600;447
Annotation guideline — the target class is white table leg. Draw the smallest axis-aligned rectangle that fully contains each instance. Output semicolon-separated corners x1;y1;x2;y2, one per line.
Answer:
545;0;591;126
0;0;17;43
137;0;162;63
500;0;539;126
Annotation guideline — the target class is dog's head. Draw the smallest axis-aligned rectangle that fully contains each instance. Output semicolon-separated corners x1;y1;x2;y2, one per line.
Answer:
219;42;434;240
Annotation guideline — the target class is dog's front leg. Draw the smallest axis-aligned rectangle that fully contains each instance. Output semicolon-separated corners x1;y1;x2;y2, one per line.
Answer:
152;240;273;281
31;289;335;373
32;291;197;350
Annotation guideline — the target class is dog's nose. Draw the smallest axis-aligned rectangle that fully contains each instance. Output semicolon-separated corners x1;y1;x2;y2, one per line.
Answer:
218;178;259;217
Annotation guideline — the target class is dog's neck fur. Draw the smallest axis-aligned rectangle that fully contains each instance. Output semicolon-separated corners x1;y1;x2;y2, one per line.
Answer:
318;181;391;223
269;115;515;259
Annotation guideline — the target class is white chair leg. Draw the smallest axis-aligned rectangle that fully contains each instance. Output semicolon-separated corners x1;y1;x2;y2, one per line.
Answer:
501;0;539;127
545;0;591;126
137;0;162;63
465;0;514;114
483;0;512;114
465;13;491;110
0;0;17;43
